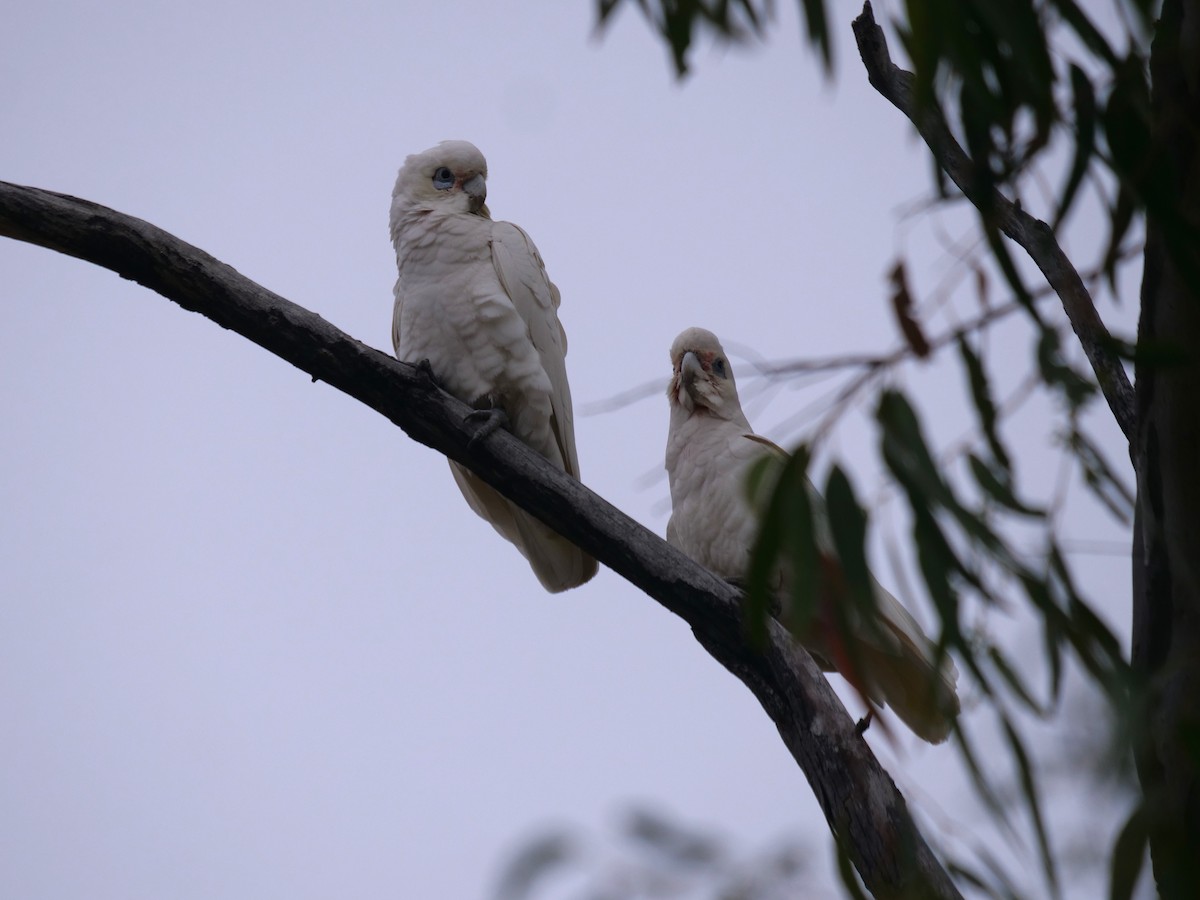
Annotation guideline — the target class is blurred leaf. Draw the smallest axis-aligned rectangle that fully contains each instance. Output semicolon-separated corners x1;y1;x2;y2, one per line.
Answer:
744;452;781;506
988;645;1046;715
493;832;578;900
1049;544;1128;689
1019;572;1067;702
1037;328;1097;411
834;842;872;900
780;451;822;635
1109;805;1148;900
879;391;1018;569
594;0;774;76
983;221;1037;313
946;851;1023;900
1103;53;1153;181
624;808;723;867
1049;0;1119;66
747;446;819;643
796;0;832;72
1052;64;1097;230
1000;713;1060;897
958;335;1011;471
877;390;953;506
1103;185;1137;295
890;261;931;358
954;721;1021;844
1066;428;1135;522
745;457;789;646
967;453;1044;517
824;464;889;697
824;465;873;612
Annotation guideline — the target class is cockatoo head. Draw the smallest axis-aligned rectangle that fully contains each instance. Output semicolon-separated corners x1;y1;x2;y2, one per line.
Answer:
667;327;745;422
391;140;491;225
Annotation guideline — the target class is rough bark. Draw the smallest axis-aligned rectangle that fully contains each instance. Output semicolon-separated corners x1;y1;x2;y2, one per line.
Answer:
1133;1;1200;895
851;1;1136;447
0;181;963;899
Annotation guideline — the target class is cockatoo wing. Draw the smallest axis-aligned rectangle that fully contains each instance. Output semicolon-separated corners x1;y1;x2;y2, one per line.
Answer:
861;579;960;743
438;219;596;593
489;222;580;477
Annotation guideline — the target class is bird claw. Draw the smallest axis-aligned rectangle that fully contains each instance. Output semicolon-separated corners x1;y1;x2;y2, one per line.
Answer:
465;407;509;448
414;358;437;383
855;710;874;737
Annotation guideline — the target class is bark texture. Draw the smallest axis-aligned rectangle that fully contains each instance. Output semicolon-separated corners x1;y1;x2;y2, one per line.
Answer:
1133;1;1200;895
0;181;962;900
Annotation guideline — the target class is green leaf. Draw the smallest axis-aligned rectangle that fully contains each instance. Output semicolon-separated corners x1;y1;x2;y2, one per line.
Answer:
983;221;1036;315
746;446;819;644
946;849;1024;900
1048;0;1119;66
833;841;872;900
1066;428;1134;522
1037;329;1097;411
1049;543;1129;690
744;455;793;646
824;465;872;612
780;451;821;636
1103;186;1136;295
1017;571;1068;702
824;465;889;687
796;0;832;73
958;335;1011;472
988;646;1046;716
968;453;1044;518
494;832;577;900
878;391;1022;572
1052;64;1097;230
1103;53;1152;179
1109;805;1148;900
954;722;1021;844
1000;714;1059;897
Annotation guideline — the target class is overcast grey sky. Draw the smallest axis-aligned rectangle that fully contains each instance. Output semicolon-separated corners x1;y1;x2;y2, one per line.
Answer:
1;1;1142;897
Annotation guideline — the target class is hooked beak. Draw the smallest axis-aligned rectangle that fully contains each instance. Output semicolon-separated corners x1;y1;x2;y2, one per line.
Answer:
462;173;487;212
681;351;704;395
678;350;710;408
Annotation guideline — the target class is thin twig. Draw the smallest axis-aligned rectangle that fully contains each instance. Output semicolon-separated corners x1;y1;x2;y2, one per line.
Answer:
851;1;1136;447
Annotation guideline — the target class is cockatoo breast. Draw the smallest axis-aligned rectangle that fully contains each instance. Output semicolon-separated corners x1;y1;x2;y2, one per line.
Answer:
393;211;553;417
666;412;764;580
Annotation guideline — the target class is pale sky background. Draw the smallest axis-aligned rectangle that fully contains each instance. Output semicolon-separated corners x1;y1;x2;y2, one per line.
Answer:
1;1;1145;898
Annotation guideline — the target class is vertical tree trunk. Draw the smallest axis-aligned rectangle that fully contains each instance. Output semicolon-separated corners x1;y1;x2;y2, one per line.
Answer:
1133;2;1200;895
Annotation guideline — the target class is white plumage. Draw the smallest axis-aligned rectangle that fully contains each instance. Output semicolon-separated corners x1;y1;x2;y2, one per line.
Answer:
664;327;959;742
390;140;597;592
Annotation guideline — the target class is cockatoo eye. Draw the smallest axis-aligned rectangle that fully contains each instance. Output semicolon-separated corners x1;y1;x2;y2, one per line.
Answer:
712;358;728;378
432;167;455;190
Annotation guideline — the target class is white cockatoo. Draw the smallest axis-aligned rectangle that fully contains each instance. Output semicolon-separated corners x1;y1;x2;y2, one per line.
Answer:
664;327;959;742
390;141;597;592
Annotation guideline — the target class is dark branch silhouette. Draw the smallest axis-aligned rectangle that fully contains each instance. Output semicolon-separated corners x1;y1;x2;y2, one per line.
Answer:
0;180;962;899
852;1;1136;447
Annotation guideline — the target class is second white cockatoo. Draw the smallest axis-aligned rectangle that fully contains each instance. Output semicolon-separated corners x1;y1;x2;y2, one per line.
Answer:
390;140;597;593
664;327;959;743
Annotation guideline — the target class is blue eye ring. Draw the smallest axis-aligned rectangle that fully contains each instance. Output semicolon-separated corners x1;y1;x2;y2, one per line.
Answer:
432;167;455;190
713;358;727;378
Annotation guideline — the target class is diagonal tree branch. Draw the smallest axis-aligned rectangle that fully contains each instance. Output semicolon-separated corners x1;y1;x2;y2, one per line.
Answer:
851;1;1137;447
0;179;962;899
